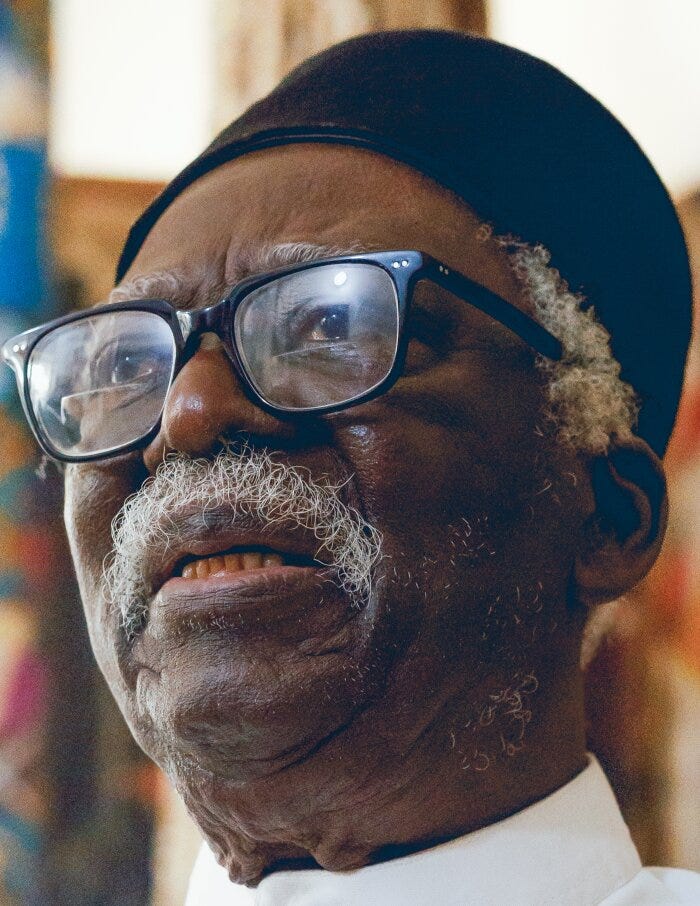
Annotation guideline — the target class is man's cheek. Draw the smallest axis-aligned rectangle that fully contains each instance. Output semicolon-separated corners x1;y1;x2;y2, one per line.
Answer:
63;463;147;685
64;459;146;573
341;419;501;535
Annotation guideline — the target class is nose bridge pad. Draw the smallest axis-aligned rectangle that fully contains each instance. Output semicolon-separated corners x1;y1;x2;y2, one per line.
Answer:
198;331;225;352
180;298;230;348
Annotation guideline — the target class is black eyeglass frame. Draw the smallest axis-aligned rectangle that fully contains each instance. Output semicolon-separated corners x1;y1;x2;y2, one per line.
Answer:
2;249;563;463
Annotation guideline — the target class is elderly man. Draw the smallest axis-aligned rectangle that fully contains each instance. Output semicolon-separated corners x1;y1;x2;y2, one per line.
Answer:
3;30;699;905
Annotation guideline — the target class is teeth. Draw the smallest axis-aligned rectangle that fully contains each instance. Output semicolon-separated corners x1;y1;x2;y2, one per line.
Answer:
181;551;285;579
242;551;260;571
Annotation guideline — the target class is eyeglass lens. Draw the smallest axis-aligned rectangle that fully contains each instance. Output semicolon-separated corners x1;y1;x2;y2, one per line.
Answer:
235;263;400;410
28;311;176;458
25;262;401;458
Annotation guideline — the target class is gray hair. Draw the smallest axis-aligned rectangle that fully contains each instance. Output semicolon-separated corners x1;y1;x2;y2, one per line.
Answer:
495;234;639;456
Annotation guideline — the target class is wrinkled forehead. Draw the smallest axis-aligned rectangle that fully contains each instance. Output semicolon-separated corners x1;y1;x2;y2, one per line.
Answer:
118;144;523;313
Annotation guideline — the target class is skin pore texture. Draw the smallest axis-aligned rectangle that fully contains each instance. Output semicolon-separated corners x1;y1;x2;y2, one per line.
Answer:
63;144;668;886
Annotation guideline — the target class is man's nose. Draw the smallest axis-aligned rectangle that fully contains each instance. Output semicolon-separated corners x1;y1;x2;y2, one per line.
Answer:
142;335;299;473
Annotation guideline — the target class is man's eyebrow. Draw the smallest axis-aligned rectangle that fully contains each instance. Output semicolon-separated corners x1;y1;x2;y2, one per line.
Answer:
107;242;368;309
107;269;205;307
228;241;368;282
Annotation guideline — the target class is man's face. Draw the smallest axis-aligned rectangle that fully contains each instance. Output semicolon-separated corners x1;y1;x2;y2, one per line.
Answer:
64;145;589;881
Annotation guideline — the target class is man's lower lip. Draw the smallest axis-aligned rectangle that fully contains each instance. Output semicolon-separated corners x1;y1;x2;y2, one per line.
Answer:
160;562;320;592
147;565;335;634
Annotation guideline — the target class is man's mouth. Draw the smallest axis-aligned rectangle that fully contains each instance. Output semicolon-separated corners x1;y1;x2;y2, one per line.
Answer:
176;546;317;580
142;542;343;646
105;452;380;645
146;524;328;596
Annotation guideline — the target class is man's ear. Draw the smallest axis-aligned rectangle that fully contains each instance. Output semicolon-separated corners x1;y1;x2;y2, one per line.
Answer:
574;437;668;607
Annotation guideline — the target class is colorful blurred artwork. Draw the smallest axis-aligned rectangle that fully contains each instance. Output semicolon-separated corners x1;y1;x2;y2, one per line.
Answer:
0;601;47;904
0;328;53;905
0;2;52;901
649;194;700;676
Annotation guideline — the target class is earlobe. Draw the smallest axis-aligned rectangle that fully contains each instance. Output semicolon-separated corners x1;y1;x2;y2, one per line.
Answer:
573;437;668;607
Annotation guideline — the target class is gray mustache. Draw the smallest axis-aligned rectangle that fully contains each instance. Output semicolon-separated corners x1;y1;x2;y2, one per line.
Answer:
102;446;382;638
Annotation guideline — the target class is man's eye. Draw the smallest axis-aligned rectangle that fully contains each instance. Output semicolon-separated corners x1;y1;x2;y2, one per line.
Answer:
92;338;161;386
112;351;158;382
287;302;350;345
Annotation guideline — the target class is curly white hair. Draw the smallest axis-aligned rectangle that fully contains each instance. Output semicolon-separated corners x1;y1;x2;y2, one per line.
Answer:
495;235;639;456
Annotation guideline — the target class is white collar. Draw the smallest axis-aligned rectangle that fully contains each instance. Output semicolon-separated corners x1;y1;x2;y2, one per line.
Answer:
186;755;642;906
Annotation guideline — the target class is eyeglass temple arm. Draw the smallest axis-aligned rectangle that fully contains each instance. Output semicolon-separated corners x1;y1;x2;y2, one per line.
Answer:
423;258;564;361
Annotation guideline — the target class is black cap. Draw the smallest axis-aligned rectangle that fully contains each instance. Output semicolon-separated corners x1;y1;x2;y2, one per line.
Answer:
117;29;692;456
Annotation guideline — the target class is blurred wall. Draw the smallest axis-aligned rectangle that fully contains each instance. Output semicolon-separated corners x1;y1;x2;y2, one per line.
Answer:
50;0;486;181
51;0;215;180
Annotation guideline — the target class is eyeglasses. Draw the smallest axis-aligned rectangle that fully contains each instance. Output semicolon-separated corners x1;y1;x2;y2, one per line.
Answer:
2;250;562;463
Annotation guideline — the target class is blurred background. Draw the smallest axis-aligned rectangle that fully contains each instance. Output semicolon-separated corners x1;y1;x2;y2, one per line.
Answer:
0;1;697;903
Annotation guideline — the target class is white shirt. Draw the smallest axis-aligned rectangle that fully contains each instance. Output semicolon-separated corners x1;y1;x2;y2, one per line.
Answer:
185;756;700;905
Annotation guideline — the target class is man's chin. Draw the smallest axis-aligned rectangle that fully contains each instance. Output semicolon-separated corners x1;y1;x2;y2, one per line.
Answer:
147;673;361;783
127;590;385;782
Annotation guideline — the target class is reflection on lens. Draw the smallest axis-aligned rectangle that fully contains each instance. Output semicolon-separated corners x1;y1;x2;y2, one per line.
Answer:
235;263;399;409
28;311;176;457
